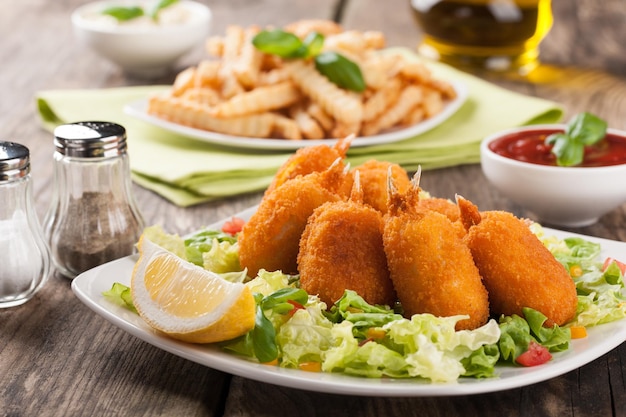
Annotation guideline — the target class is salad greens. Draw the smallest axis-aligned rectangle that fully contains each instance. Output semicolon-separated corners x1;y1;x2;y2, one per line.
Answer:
545;112;608;166
102;0;179;22
252;29;366;92
105;222;626;382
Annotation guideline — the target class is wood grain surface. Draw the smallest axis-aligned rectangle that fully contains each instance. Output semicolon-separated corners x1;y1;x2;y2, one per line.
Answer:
1;0;626;416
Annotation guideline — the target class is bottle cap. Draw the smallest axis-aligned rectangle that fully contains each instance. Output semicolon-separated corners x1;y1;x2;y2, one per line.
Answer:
53;121;127;158
0;141;30;182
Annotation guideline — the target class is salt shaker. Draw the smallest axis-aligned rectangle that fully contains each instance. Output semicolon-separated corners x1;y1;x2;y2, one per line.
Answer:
0;142;50;308
44;121;144;279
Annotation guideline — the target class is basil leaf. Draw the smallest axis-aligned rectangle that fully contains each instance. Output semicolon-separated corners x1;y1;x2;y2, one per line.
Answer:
301;32;325;58
546;112;608;166
152;0;179;20
252;302;278;363
314;51;366;92
261;288;308;309
549;132;584;166
102;6;144;21
566;112;608;145
253;30;304;57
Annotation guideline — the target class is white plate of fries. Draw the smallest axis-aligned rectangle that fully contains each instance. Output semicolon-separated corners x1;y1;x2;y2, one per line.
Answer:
123;20;470;150
125;80;466;151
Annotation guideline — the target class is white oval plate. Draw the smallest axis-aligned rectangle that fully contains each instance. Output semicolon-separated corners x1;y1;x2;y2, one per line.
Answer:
72;206;626;397
123;81;467;151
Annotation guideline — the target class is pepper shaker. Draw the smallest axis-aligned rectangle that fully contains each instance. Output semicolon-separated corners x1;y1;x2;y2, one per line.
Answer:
44;121;144;279
0;142;50;307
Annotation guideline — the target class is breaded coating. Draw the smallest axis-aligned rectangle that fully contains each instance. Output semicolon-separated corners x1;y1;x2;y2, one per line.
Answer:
298;174;396;307
239;163;348;277
265;135;353;196
383;180;490;330
417;197;460;223
353;160;411;213
458;196;578;327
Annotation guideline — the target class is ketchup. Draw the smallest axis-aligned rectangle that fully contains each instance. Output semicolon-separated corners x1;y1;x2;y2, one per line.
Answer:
488;129;626;167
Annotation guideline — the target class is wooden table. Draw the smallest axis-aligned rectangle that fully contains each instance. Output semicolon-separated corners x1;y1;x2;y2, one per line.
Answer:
2;0;626;415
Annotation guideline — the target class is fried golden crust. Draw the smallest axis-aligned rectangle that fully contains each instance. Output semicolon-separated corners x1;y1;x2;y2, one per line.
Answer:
265;137;353;196
239;176;342;277
298;201;396;307
417;197;460;223
354;160;411;213
463;210;578;326
383;210;490;330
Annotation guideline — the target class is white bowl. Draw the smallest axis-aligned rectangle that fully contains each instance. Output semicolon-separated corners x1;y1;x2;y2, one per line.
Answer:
71;0;211;78
481;124;626;227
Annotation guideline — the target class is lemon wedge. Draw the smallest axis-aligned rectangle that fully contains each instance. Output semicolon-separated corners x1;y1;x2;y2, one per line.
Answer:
131;234;255;344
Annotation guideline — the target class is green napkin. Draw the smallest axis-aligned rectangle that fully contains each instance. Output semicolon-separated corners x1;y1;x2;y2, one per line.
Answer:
36;48;563;207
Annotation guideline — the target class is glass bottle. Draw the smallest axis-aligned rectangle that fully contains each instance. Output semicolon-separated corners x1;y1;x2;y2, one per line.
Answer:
0;142;50;308
44;121;144;279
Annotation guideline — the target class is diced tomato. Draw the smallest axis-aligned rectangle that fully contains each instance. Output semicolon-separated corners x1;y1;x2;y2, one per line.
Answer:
221;217;245;235
602;257;626;275
516;341;552;367
287;299;305;317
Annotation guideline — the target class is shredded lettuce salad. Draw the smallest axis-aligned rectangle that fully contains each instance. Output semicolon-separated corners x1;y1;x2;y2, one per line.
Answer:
104;223;626;383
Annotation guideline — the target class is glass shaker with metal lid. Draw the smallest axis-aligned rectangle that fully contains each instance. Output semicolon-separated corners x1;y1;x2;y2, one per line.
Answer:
44;121;144;279
0;141;50;308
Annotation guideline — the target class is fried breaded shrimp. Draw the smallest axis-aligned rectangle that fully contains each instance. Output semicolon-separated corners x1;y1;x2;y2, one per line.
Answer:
298;172;396;307
239;161;349;277
382;173;490;330
457;195;578;327
353;159;410;213
265;135;353;196
417;197;460;223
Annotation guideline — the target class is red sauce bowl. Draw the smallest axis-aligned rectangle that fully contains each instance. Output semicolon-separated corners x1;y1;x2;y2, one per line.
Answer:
481;125;626;227
488;128;626;167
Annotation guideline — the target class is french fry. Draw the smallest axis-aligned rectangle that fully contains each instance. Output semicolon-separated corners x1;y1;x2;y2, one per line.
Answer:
306;103;335;133
429;79;457;100
284;19;343;38
401;105;425;126
289;105;325;139
180;88;221;106
399;59;432;84
324;31;369;57
362;85;424;136
233;26;263;89
257;67;291;86
363;77;402;122
205;36;224;57
148;94;276;137
331;121;360;139
219;25;246;98
271;113;302;140
194;60;221;89
363;31;386;49
171;67;196;97
209;82;301;118
222;25;245;61
286;60;363;126
421;87;444;118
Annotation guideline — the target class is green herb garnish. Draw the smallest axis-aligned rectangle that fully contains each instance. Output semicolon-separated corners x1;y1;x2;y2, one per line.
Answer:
101;0;179;22
315;51;366;92
545;112;608;166
252;29;366;92
151;0;179;19
102;6;145;21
